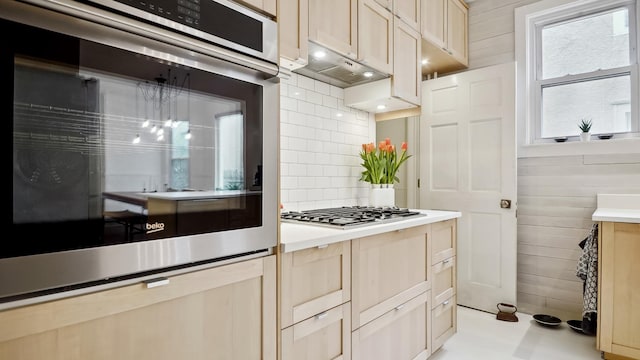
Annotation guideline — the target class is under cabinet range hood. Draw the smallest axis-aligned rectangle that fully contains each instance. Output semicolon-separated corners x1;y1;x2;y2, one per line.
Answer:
293;42;389;88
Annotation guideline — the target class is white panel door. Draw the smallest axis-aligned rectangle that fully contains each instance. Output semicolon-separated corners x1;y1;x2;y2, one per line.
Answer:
419;62;517;313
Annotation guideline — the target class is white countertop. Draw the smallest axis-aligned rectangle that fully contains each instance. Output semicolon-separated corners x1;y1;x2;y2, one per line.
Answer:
280;209;462;253
592;194;640;223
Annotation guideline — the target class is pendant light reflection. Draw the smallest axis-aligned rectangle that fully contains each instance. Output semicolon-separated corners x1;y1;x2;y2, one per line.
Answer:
132;134;141;144
185;129;192;140
142;119;150;128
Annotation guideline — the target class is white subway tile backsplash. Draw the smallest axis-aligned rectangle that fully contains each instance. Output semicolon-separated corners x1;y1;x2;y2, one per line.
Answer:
280;74;375;210
315;81;331;95
323;118;338;131
297;75;315;91
314;104;331;118
298;100;316;115
322;95;338;109
281;97;297;112
330;86;344;99
306;90;323;105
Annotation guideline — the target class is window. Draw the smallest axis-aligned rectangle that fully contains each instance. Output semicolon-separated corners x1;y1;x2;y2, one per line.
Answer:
517;0;640;147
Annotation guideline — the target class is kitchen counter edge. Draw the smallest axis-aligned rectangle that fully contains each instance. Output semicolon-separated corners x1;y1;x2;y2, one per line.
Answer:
280;209;462;253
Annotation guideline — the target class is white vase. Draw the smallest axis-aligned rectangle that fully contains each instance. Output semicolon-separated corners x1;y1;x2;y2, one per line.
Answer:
369;184;395;208
580;132;591;142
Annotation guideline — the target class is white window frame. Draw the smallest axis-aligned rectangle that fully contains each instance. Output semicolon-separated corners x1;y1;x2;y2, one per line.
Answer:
516;0;640;157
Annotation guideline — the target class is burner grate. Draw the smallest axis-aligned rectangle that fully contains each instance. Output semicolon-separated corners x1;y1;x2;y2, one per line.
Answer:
281;206;425;229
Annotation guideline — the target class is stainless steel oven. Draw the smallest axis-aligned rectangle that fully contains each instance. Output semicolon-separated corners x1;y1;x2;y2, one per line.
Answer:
1;0;279;304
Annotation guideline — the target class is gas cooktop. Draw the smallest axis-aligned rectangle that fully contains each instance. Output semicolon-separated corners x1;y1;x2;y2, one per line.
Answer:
280;206;425;229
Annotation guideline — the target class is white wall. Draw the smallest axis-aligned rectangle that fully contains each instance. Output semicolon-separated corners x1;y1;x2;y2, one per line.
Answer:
280;73;376;211
469;0;640;319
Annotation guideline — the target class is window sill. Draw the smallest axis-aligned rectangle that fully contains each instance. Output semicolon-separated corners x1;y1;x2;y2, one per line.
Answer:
518;136;640;158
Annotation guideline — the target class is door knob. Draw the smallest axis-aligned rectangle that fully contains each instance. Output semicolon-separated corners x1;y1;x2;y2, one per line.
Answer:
500;199;512;209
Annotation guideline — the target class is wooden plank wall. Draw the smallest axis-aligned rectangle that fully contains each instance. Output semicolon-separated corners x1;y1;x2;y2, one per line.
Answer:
468;1;640;319
467;0;539;70
518;154;640;320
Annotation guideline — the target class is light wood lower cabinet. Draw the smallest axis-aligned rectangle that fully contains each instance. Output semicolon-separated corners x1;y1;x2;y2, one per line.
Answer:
281;303;351;360
598;221;640;360
432;295;456;351
279;220;458;360
351;225;431;329
352;291;432;360
279;241;352;360
0;256;277;360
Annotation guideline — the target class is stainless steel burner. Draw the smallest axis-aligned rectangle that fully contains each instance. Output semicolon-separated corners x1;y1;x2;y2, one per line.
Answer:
280;206;425;229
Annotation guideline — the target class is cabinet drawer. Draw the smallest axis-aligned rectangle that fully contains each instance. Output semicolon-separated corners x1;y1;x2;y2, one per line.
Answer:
431;219;456;264
432;256;455;307
432;295;456;352
352;225;430;329
281;303;351;360
281;241;351;328
352;291;431;360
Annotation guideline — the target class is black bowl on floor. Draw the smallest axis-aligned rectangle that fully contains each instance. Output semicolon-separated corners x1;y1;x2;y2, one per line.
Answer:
533;314;561;327
567;319;584;333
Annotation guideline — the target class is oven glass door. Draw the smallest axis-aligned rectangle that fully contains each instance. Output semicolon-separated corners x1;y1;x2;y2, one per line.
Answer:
6;18;264;259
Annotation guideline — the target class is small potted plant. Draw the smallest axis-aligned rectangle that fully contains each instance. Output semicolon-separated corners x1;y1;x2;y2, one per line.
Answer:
579;118;592;142
359;138;411;207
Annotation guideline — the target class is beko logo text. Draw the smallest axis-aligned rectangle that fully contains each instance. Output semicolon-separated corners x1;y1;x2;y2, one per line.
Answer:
146;222;165;234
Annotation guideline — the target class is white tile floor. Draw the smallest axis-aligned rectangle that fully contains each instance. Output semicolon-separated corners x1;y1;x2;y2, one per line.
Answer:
430;306;602;360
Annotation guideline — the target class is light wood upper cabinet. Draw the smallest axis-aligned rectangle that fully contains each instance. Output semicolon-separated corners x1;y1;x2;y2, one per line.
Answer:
446;0;468;65
237;0;277;17
309;0;358;58
421;0;446;48
392;18;421;105
598;221;640;360
279;0;309;70
358;0;394;74
420;0;468;75
394;0;420;31
0;256;277;360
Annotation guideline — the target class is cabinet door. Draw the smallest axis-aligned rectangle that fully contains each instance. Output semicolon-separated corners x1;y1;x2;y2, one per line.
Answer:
358;0;394;74
420;0;446;49
352;291;431;360
392;18;421;106
432;256;456;307
280;241;351;329
279;0;309;70
446;0;468;66
309;0;358;58
432;295;456;352
239;0;277;17
352;225;430;329
431;219;456;264
599;222;640;359
394;0;420;31
281;303;351;360
0;256;277;360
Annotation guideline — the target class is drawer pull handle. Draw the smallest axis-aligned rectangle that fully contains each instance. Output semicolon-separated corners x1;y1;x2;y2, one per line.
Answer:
315;311;329;320
442;259;450;264
317;244;329;249
443;300;450;306
395;304;405;311
143;277;170;289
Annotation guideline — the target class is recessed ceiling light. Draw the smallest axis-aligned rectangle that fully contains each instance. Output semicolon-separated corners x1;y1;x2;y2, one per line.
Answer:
336;112;343;117
421;59;429;65
377;104;386;110
312;50;326;59
363;71;374;78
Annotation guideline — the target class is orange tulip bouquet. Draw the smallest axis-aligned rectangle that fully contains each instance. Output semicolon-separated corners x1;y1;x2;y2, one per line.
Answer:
359;138;411;185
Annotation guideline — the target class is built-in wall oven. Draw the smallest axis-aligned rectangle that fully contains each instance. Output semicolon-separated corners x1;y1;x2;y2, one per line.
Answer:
1;0;279;306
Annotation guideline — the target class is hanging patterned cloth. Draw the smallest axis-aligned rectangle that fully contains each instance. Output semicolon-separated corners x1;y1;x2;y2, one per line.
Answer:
576;223;598;335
